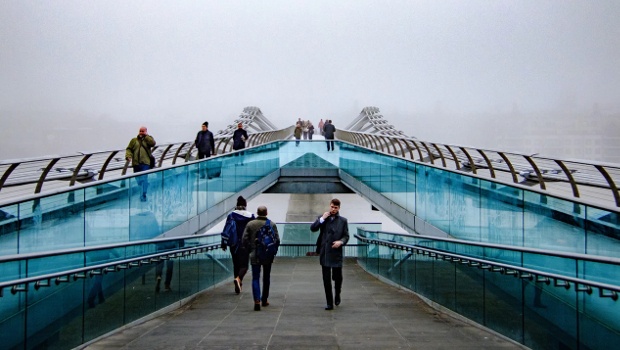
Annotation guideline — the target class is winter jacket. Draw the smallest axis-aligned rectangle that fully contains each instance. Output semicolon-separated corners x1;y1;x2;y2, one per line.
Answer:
195;130;215;155
221;209;255;251
310;214;349;268
242;216;280;265
125;135;156;167
232;129;248;150
323;123;336;140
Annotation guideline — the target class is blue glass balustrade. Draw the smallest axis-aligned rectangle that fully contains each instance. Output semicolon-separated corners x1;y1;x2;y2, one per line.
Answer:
0;139;619;349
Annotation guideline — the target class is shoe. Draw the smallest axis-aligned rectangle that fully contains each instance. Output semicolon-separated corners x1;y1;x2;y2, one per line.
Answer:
140;194;147;202
324;305;334;310
164;284;172;292
254;301;261;311
261;300;269;307
234;278;241;294
335;294;341;306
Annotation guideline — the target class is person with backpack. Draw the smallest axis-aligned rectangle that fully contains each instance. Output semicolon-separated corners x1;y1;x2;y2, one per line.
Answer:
221;196;255;294
310;198;349;310
242;205;280;311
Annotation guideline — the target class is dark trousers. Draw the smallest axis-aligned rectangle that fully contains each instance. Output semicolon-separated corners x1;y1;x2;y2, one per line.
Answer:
231;246;249;281
326;140;334;151
156;260;174;288
322;266;342;306
251;263;272;303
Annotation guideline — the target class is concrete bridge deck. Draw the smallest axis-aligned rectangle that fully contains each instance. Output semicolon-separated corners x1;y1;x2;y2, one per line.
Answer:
83;258;524;350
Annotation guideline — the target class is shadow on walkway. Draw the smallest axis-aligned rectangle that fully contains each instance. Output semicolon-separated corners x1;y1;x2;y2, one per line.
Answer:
84;258;524;349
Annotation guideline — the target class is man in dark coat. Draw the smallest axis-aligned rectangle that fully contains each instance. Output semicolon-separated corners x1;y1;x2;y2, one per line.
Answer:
323;119;336;151
310;198;349;310
195;121;215;159
232;122;248;151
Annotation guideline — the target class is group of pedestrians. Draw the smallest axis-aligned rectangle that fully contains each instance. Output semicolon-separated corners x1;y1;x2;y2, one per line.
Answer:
124;122;250;196
222;197;349;311
292;118;336;151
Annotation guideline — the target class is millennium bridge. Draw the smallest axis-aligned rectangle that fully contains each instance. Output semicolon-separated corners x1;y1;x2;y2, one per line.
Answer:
0;107;619;349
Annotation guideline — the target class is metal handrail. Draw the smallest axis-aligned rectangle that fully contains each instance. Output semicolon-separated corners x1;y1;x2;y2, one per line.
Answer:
355;233;619;300
356;229;620;265
337;129;620;208
0;242;220;297
0;126;294;198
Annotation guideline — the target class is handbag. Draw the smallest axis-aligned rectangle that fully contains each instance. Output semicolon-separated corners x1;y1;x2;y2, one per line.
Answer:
139;139;156;169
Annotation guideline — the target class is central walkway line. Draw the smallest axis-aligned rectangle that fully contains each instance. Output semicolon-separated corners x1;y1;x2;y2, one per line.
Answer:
83;258;524;349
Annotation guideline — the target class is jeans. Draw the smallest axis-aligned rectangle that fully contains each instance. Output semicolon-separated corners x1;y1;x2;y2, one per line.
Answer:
133;163;151;197
251;263;272;303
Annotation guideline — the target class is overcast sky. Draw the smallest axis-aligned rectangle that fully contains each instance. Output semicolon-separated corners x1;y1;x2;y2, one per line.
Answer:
1;1;619;158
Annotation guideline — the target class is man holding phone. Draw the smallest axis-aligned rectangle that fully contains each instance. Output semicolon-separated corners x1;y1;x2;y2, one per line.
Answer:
310;198;349;310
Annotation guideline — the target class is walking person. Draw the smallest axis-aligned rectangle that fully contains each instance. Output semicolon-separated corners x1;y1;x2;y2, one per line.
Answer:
221;196;255;294
242;205;280;311
195;121;215;178
307;122;315;140
125;126;156;201
294;123;302;147
232;122;248;151
323;120;336;151
302;120;309;140
310;198;349;310
232;122;248;165
195;121;215;159
318;119;325;136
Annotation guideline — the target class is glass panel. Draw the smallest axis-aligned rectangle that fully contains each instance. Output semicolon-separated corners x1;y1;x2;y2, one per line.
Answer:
480;181;523;246
0;291;25;349
27;281;84;349
524;191;585;254
162;167;189;232
19;191;86;253
585;207;620;258
0;204;18;255
85;179;130;245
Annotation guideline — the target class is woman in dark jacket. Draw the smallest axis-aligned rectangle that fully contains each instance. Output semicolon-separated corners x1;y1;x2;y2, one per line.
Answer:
222;196;254;294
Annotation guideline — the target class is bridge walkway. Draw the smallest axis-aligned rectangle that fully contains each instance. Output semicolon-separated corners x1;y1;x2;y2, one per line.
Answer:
83;258;523;349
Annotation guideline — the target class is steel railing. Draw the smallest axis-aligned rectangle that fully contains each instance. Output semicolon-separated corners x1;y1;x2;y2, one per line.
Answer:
338;130;620;208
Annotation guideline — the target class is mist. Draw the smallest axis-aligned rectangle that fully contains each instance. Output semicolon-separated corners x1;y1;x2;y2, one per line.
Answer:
2;1;619;162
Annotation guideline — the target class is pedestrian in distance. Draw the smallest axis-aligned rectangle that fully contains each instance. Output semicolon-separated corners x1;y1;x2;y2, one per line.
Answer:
323;120;336;151
310;198;349;310
232;122;248;165
195;121;215;178
232;122;248;151
294;123;302;147
302;120;309;140
125;126;156;202
221;196;255;294
242;205;280;311
318;119;325;136
195;121;215;159
308;122;315;140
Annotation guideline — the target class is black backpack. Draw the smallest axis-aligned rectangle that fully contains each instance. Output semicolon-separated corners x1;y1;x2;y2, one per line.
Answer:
256;219;279;263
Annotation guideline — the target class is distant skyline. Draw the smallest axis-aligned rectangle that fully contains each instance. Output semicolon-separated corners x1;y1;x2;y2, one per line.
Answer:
2;1;619;160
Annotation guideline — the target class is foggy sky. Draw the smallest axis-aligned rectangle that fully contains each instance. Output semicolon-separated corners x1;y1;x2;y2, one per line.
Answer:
1;1;619;159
